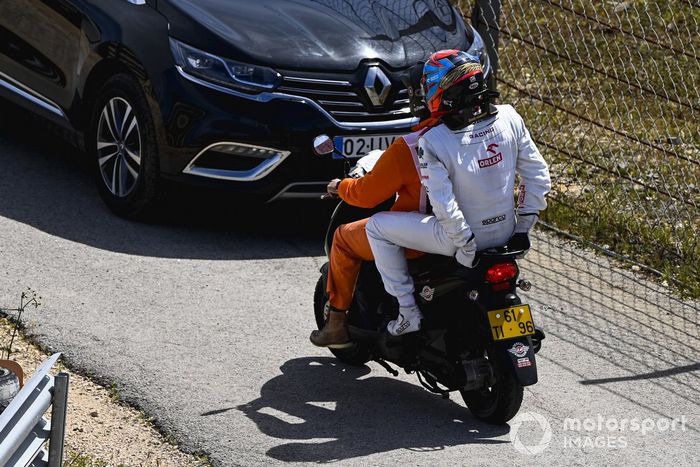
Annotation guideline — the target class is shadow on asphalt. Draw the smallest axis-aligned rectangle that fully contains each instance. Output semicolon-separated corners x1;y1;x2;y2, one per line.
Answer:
236;357;509;462
579;362;700;385
0;102;335;260
524;234;700;428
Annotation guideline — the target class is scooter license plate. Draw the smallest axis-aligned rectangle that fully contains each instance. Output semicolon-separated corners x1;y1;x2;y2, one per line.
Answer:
488;305;535;341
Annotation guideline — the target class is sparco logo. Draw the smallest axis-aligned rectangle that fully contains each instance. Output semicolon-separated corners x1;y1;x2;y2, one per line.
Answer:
482;214;506;226
395;319;410;334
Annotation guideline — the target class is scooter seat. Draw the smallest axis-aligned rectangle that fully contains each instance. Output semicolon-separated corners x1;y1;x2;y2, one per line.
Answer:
408;253;458;277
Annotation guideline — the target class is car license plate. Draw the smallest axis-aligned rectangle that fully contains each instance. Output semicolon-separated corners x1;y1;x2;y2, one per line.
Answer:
487;305;535;341
333;134;404;159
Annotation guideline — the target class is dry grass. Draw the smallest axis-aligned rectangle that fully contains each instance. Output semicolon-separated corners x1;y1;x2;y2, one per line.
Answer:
460;0;700;296
0;315;207;467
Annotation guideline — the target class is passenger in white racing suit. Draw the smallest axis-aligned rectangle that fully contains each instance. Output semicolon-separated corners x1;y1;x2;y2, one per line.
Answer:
366;50;551;336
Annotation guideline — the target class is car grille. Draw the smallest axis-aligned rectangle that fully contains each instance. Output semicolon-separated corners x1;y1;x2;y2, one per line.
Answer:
277;71;411;124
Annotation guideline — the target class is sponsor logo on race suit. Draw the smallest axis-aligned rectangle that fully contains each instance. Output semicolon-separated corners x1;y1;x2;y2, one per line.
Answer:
479;153;503;168
518;184;527;207
469;127;495;138
478;143;503;168
482;214;507;226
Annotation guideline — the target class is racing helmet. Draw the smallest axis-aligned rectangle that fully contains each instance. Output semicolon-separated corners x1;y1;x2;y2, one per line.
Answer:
422;50;488;114
400;62;431;120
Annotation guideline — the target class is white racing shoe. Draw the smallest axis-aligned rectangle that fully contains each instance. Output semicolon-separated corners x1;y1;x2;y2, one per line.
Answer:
387;306;424;336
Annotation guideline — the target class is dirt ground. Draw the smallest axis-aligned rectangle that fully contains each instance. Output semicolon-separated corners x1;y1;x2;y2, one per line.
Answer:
0;319;208;467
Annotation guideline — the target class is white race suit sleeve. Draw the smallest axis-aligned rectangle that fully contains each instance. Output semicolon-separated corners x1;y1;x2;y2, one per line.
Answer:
513;111;551;232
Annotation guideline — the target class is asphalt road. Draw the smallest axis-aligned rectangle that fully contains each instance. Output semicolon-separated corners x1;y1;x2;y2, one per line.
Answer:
1;107;698;466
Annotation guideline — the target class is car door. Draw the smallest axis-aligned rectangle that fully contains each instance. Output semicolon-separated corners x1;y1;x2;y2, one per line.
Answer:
0;0;84;118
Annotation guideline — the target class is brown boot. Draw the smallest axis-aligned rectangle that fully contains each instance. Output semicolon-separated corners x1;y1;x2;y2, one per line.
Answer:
310;308;352;349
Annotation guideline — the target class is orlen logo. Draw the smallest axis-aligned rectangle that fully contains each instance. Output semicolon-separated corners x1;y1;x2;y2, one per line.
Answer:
478;143;502;168
479;154;502;168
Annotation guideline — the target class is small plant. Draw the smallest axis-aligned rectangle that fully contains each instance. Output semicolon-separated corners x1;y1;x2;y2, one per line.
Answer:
64;451;109;467
0;288;42;360
107;382;121;403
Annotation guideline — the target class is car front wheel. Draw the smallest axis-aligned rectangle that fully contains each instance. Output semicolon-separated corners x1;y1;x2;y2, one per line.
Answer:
91;74;160;218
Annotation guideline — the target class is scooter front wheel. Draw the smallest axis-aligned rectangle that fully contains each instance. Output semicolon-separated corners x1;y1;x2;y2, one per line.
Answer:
313;276;371;367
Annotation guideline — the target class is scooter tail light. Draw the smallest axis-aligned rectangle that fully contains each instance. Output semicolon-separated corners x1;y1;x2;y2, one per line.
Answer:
484;262;518;284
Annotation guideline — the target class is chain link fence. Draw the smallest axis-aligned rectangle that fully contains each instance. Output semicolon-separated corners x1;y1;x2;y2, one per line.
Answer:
460;0;700;298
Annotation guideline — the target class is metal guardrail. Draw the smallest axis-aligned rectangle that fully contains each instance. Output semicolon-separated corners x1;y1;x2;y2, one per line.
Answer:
0;353;69;467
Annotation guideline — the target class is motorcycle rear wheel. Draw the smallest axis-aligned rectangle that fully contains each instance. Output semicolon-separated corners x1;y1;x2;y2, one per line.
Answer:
460;348;523;424
313;276;371;367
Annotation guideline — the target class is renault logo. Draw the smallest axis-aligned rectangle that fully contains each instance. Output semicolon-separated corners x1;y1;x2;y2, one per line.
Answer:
364;66;391;107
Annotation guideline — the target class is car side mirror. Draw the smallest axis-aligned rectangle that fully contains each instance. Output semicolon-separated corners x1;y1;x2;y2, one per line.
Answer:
313;134;334;156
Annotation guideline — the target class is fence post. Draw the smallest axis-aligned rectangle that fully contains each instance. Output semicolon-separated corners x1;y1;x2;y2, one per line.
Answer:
472;0;502;90
48;372;69;467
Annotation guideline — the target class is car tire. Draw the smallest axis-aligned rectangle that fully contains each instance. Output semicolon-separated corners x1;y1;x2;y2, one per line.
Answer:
90;73;160;218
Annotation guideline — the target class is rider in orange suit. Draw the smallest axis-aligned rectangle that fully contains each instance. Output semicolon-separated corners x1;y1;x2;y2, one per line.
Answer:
310;63;440;348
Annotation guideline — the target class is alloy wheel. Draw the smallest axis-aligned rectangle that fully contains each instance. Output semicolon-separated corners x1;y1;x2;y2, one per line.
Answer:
96;97;142;198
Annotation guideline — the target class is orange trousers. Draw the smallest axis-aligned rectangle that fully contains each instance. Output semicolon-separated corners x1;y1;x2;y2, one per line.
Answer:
327;217;423;311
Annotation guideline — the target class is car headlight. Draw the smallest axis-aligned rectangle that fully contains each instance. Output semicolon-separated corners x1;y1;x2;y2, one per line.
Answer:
169;38;281;92
466;26;491;77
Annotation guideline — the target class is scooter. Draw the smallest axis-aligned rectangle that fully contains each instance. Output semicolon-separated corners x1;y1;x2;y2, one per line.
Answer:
312;138;544;424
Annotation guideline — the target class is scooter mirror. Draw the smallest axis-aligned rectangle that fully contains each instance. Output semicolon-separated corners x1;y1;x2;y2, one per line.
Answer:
313;134;335;156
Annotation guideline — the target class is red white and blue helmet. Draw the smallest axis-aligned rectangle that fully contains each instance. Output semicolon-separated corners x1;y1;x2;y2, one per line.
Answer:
422;50;486;114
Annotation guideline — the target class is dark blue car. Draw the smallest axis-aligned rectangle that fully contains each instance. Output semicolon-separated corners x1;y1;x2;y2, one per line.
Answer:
0;0;489;216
